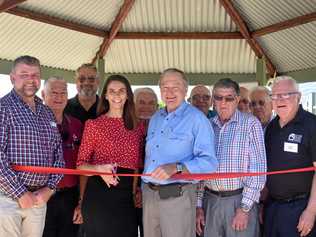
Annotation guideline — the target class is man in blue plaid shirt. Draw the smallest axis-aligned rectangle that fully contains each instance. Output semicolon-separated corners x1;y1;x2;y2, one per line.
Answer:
196;78;266;237
0;55;65;237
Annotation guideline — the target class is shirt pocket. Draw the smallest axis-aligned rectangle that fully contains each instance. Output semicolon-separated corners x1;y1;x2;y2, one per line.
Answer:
168;132;193;157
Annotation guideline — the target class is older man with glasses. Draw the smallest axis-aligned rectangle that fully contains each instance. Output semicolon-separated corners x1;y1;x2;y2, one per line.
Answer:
196;78;266;237
249;86;273;132
264;76;316;237
188;85;216;118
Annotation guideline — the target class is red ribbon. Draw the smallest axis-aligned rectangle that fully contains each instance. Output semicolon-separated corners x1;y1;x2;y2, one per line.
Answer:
12;165;316;180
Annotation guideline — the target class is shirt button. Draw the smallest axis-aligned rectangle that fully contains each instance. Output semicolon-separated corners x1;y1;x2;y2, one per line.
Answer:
156;145;159;148
161;131;163;134
152;160;155;162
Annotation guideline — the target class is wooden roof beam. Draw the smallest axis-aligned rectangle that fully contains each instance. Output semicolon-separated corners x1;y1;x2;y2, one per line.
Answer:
0;0;26;12
6;7;106;37
218;0;276;77
92;0;135;64
115;32;243;39
252;12;316;38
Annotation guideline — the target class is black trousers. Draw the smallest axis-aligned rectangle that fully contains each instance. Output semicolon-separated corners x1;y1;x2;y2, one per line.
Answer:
264;196;316;237
81;169;137;237
43;187;79;237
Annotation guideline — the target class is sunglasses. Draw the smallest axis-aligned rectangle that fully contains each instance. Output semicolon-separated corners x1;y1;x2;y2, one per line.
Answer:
192;95;211;101
270;92;299;100
213;95;236;102
250;100;265;107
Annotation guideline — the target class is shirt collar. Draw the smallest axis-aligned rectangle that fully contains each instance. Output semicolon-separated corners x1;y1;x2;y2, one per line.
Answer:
11;89;43;106
212;109;240;128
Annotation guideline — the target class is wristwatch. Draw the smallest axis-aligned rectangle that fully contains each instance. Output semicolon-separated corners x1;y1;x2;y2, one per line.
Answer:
240;203;251;213
176;163;184;174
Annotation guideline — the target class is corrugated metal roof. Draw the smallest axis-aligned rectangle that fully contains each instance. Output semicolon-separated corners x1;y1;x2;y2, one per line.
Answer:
258;22;316;73
0;13;102;70
18;0;123;30
121;0;238;32
233;0;316;30
103;39;256;73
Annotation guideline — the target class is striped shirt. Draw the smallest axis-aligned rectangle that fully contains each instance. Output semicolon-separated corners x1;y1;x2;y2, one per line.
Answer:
197;110;266;208
0;90;64;199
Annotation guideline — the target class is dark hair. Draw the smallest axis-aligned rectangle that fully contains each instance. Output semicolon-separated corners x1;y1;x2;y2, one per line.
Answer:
75;63;99;79
97;75;137;130
213;78;240;95
11;55;40;73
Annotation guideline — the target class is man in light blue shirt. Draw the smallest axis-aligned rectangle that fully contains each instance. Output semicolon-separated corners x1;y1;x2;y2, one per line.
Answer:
142;68;218;237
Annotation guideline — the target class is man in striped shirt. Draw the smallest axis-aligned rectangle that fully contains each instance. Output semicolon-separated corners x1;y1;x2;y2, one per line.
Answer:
196;78;266;237
0;56;65;237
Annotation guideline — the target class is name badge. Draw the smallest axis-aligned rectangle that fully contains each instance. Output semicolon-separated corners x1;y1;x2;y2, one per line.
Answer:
50;121;57;127
284;142;298;153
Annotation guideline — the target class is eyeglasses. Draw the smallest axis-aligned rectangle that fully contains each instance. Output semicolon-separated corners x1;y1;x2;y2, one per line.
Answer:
213;95;236;102
270;92;299;100
250;100;265;107
192;95;211;101
78;76;97;83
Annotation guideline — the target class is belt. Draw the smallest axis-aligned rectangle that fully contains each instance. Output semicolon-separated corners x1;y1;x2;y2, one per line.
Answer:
205;187;243;197
27;186;43;192
272;193;309;203
147;182;185;191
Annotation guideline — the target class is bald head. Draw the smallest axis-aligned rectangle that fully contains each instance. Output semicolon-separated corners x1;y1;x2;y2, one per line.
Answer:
189;85;212;115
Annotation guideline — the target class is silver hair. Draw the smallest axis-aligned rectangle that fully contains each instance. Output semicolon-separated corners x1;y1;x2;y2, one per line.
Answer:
159;68;188;89
44;76;67;91
272;76;299;92
250;86;271;101
134;87;158;103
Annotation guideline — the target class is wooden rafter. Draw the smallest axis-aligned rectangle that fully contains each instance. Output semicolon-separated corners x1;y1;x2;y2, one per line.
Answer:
115;32;243;39
0;0;26;12
92;0;135;64
7;7;106;37
218;0;276;76
5;7;244;39
6;6;316;42
252;12;316;38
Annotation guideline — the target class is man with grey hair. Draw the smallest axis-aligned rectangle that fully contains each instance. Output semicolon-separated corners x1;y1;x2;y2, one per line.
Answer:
238;86;250;113
142;68;218;237
133;87;158;237
188;85;216;119
265;76;316;237
42;77;83;237
64;63;100;123
249;86;273;132
134;87;158;120
0;56;64;237
196;78;266;237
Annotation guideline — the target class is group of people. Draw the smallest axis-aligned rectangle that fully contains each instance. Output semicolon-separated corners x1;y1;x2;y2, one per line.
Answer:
0;55;315;237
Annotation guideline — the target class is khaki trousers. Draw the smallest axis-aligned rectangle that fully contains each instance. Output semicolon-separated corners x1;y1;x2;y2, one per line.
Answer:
0;193;47;237
143;183;197;237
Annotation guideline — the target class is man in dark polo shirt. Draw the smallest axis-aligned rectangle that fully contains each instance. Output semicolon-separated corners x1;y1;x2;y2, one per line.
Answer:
265;76;316;237
42;76;83;237
64;63;99;123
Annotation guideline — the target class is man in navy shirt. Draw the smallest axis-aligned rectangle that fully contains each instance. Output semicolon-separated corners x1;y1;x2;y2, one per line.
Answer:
265;76;316;237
